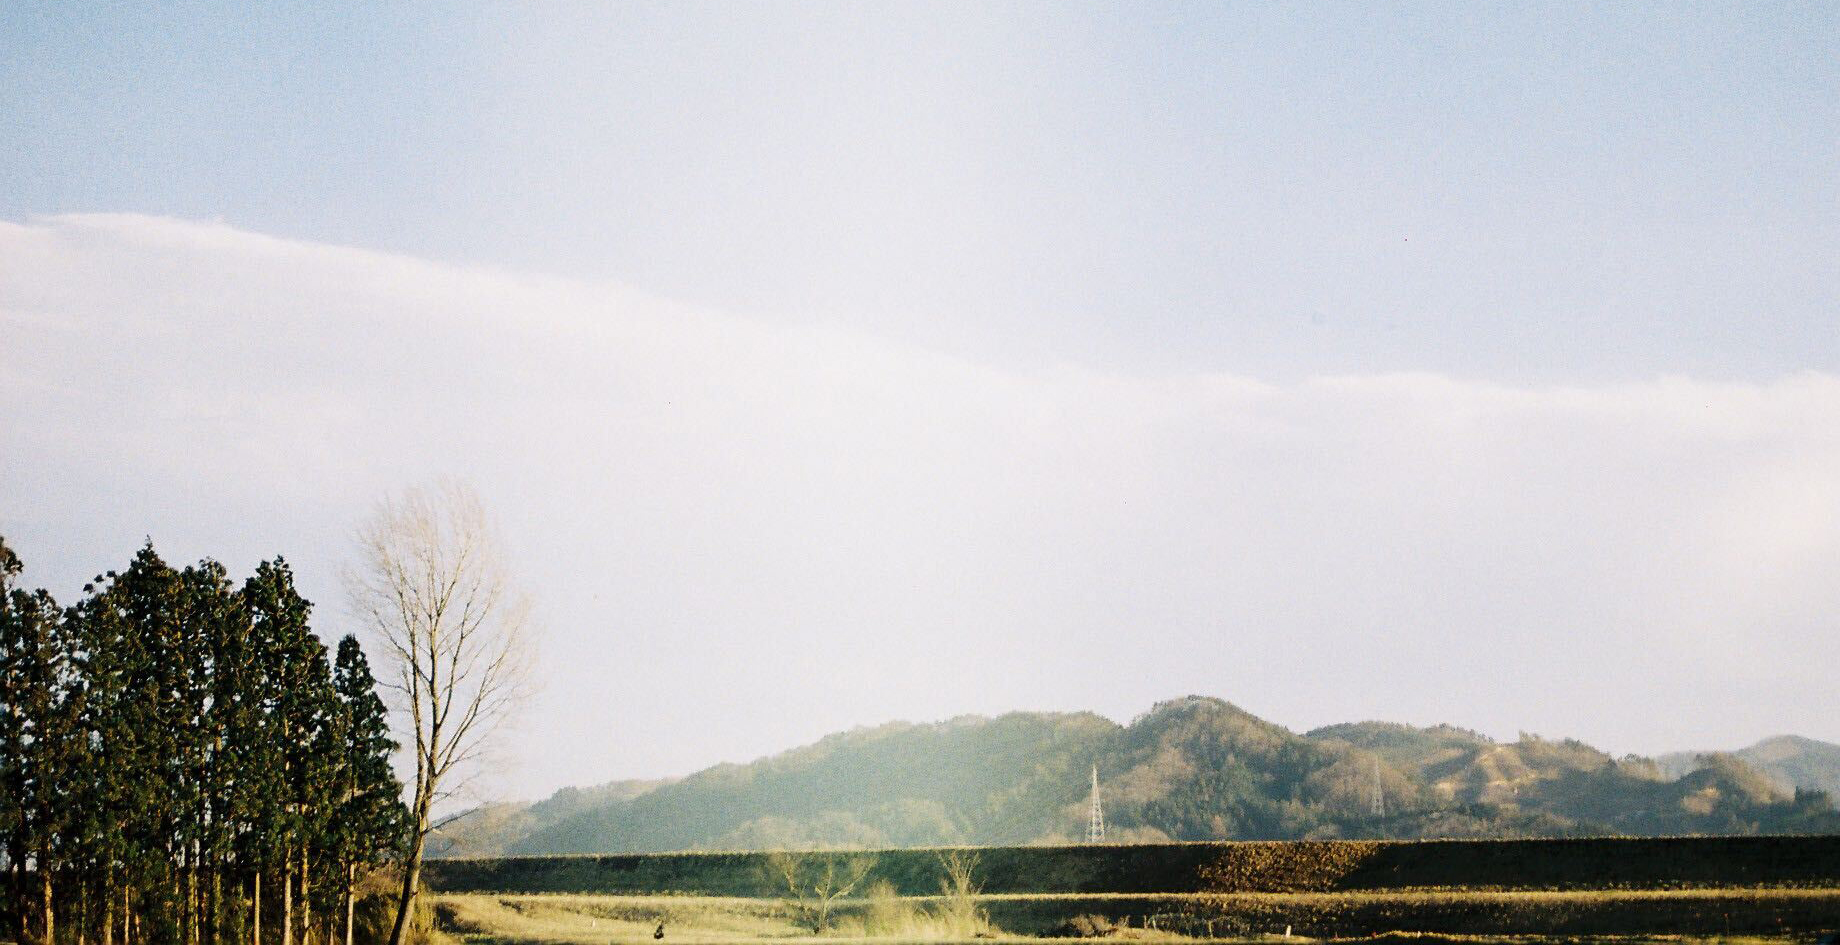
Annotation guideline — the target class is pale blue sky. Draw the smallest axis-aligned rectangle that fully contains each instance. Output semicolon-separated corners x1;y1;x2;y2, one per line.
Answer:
3;4;1839;801
6;2;1835;378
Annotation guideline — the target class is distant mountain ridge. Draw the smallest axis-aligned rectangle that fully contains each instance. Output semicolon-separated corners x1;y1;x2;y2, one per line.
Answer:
430;777;677;857
1658;734;1840;800
432;697;1840;856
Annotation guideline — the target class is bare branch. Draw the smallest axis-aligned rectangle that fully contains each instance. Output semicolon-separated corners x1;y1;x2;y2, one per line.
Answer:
345;478;536;945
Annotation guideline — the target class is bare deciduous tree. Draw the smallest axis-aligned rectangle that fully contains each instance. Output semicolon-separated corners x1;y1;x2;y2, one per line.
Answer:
935;848;987;935
347;480;532;945
762;850;876;934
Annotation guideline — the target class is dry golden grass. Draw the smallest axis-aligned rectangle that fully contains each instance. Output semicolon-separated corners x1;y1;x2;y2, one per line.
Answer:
438;893;801;942
431;890;1840;945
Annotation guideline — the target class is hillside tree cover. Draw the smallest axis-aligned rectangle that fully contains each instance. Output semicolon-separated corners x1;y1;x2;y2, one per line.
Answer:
0;535;406;945
451;698;1840;856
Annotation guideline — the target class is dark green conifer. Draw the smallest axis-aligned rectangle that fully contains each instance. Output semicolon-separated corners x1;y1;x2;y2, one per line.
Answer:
0;537;80;945
4;537;409;945
327;637;404;945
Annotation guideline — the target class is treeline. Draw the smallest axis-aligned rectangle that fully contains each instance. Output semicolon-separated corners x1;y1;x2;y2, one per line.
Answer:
1;535;406;945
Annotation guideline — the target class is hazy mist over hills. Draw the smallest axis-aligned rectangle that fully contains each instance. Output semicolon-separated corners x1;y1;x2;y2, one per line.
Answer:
432;697;1840;857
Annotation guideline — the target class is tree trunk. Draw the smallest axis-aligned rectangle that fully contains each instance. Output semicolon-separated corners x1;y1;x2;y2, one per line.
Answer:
77;874;89;945
281;855;292;945
341;863;354;945
296;849;309;945
101;874;113;945
41;864;55;945
384;801;428;945
174;859;187;945
252;872;261;945
173;856;184;945
9;859;23;945
188;862;199;945
209;865;221;945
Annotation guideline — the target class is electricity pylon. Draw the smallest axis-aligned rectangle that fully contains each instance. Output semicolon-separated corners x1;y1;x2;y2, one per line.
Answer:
1087;765;1106;843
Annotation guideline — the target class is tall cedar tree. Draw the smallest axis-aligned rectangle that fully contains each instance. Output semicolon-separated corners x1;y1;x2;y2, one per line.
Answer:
328;638;404;945
246;560;331;945
2;536;69;944
0;538;79;945
1;535;31;941
1;536;405;945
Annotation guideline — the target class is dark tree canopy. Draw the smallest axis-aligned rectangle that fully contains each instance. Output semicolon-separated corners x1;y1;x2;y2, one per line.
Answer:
0;534;405;945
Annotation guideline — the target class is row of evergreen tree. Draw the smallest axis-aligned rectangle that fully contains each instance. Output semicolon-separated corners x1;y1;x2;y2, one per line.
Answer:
1;535;407;945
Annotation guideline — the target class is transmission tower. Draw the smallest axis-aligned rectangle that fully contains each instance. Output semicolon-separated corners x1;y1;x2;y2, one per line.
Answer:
1370;758;1386;819
1086;765;1106;843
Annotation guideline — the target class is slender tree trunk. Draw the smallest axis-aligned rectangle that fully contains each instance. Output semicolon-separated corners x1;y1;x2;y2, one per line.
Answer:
342;864;354;945
280;854;292;945
384;799;428;945
101;874;113;945
188;862;199;945
173;857;186;945
174;855;185;945
251;872;260;945
385;850;421;945
209;865;220;945
8;860;22;945
296;849;309;945
40;863;55;945
77;874;89;945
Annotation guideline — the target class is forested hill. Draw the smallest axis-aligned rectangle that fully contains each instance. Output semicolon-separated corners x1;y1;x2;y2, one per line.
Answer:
434;697;1840;856
1657;734;1840;801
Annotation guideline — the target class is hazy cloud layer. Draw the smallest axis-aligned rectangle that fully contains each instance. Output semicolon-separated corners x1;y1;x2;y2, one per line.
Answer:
4;214;1837;800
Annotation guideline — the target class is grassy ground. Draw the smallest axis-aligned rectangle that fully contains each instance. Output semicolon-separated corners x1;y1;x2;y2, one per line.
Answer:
437;893;799;942
431;890;1840;945
424;837;1840;944
423;838;1840;897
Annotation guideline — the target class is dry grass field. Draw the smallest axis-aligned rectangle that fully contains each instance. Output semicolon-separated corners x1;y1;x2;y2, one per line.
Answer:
431;889;1840;944
423;839;1840;944
423;838;1840;897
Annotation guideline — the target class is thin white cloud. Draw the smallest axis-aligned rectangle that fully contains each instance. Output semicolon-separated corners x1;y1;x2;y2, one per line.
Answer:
3;213;1837;799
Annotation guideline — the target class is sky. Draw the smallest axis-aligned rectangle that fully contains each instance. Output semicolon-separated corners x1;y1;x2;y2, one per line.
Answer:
2;3;1838;803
